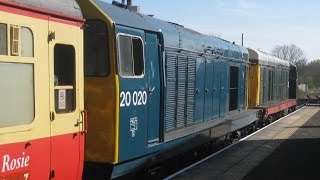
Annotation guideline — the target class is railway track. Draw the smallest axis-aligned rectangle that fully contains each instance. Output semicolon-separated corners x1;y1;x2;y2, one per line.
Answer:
298;92;320;107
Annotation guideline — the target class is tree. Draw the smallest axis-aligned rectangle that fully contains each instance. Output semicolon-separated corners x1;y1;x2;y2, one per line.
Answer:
300;60;320;89
271;44;307;67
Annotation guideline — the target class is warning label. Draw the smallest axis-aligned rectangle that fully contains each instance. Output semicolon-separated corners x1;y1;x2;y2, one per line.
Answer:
58;89;66;110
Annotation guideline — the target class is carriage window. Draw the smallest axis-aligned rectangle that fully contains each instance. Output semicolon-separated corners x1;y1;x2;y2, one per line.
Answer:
54;44;75;113
117;34;144;77
21;27;34;57
0;62;34;128
229;66;239;111
84;20;109;76
0;24;7;55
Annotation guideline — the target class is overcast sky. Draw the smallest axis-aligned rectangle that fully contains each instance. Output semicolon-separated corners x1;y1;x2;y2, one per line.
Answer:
104;0;320;61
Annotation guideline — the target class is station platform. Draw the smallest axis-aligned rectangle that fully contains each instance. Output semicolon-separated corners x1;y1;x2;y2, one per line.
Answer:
172;106;320;180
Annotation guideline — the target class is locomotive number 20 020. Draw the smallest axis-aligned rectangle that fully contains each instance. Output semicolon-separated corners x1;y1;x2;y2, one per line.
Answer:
120;91;147;107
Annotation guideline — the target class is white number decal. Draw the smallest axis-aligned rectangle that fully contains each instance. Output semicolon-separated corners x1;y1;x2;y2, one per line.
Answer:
125;91;131;107
120;91;126;107
24;173;29;180
120;91;148;107
132;91;138;106
137;91;143;105
142;91;147;105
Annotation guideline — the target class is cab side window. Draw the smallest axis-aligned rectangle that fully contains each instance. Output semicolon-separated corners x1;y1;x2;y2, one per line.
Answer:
117;34;144;77
54;44;76;113
84;20;109;77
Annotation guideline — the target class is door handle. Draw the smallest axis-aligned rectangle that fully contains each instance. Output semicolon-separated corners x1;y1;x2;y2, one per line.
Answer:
205;88;209;93
195;88;200;94
50;111;55;121
80;110;88;133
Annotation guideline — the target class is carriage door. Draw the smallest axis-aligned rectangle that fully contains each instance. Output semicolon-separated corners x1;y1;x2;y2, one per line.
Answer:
48;19;81;179
146;33;160;144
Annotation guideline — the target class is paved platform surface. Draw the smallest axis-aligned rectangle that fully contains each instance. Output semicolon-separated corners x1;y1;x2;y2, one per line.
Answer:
173;106;320;180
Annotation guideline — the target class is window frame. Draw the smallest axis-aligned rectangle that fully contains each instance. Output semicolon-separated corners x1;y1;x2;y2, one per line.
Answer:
53;43;76;114
0;23;35;58
84;19;110;77
116;33;145;78
10;25;20;56
0;23;36;131
229;65;239;111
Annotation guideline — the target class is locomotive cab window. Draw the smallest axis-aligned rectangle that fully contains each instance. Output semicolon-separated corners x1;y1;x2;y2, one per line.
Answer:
0;23;7;55
84;19;109;76
229;66;239;111
54;44;76;113
117;34;144;77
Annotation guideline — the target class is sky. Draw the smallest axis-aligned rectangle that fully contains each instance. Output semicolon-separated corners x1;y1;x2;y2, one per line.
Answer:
104;0;320;61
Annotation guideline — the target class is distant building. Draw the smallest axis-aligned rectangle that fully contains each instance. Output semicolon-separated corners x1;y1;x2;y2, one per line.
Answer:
298;84;308;93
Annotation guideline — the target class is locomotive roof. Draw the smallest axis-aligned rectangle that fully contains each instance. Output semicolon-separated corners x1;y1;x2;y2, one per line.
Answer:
247;48;290;68
4;0;83;19
92;0;248;61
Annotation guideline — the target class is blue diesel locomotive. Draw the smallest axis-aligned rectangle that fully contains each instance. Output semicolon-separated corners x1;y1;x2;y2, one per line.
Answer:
0;0;297;179
76;0;297;178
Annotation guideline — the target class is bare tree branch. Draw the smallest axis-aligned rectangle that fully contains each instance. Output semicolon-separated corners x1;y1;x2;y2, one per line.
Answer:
271;44;307;66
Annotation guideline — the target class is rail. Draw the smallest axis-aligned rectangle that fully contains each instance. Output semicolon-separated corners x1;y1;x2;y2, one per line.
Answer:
298;91;320;107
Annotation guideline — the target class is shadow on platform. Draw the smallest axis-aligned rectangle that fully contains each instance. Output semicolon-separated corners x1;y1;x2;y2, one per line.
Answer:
243;109;320;180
